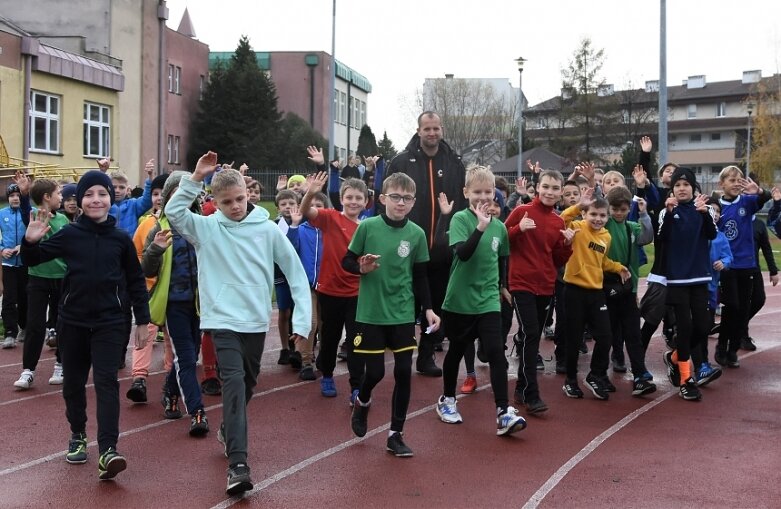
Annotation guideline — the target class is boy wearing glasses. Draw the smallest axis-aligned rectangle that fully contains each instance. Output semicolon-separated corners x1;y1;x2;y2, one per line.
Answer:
344;172;439;457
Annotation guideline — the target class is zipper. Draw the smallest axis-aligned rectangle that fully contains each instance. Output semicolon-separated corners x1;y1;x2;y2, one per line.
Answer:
428;159;435;249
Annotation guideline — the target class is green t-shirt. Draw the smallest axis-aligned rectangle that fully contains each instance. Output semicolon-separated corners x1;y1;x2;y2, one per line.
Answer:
349;216;429;325
443;210;509;314
29;212;68;279
605;218;642;292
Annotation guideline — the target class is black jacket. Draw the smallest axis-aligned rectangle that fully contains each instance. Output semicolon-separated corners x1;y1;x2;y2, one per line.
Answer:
384;134;467;264
21;215;151;328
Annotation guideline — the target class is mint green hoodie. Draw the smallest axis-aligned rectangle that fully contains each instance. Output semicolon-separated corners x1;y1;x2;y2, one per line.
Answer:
164;176;311;335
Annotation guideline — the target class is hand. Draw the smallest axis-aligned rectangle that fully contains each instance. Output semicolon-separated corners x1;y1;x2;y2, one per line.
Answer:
193;151;219;181
239;163;249;176
713;260;724;271
221;161;234;170
516;176;528;195
153;229;172;249
471;202;491;231
580;187;595;209
740;176;760;195
306;146;325;166
97;158;110;172
575;162;595;182
771;274;779;287
560;227;579;245
134;325;148;349
619;266;631;283
276;175;288;191
526;159;541;174
771;186;781;202
144;159;155;179
24;210;52;243
359;254;381;274
640;136;653;153
632;164;647;188
424;309;441;333
289;333;306;344
437;192;453;215
307;171;328;195
1;249;13;259
12;170;31;195
665;195;678;212
500;287;512;304
519;211;536;232
636;197;647;214
694;194;709;213
290;204;303;226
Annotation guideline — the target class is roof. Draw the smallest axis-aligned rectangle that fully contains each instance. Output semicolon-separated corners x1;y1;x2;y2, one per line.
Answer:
177;7;197;38
34;43;124;91
490;146;575;175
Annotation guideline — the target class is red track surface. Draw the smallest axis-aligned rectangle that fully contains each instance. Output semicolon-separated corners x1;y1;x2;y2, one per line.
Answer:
1;278;779;509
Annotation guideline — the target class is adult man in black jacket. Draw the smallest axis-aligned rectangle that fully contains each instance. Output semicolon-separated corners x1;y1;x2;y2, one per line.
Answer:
384;111;467;376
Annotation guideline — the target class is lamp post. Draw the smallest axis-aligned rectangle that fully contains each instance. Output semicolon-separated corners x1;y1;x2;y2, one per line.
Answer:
515;56;526;178
746;101;754;174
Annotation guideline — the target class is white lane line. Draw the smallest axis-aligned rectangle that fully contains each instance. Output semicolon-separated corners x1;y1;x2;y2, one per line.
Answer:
520;342;779;509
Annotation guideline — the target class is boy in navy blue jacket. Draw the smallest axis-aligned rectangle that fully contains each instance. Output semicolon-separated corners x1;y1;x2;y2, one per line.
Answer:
658;168;716;401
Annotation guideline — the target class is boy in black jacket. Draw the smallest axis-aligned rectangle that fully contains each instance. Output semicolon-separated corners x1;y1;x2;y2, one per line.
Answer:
21;170;150;481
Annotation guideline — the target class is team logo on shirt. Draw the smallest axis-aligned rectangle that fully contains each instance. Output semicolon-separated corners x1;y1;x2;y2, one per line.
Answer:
738;207;746;217
437;169;444;177
724;219;738;240
398;240;410;258
353;334;362;347
491;236;500;252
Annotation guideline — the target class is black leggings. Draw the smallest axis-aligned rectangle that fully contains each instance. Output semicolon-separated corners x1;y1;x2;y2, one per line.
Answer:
666;285;709;363
317;292;363;390
358;350;412;433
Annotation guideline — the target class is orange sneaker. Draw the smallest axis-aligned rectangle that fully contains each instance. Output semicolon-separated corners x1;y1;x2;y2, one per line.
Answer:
460;375;477;394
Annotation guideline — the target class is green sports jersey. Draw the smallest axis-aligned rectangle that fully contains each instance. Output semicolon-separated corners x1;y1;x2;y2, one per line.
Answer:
29;212;68;279
442;210;509;314
349;216;429;325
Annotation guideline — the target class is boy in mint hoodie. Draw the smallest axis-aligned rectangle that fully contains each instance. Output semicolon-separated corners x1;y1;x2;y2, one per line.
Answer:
165;151;311;496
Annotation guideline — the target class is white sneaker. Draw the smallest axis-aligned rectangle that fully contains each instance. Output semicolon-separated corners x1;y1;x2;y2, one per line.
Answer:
496;406;527;436
14;369;35;389
49;363;64;385
436;396;463;424
16;328;26;343
2;336;16;349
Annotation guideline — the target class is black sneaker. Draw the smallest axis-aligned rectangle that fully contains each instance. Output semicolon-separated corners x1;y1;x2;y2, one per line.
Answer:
679;377;702;401
66;432;88;464
299;365;316;381
226;462;253;496
709;322;721;336
740;337;757;351
189;409;209;436
578;339;588;354
600;376;617;393
386;432;414;457
726;351;740;368
584;373;609;400
536;354;545;371
277;349;290;365
161;392;183;419
98;447;127;480
663;351;680;387
126;378;148;403
631;378;657;397
714;350;728;367
562;379;584;398
415;353;442;377
200;377;222;396
337;342;348;361
351;397;370;437
289;351;303;370
525;398;548;414
433;341;444;352
611;355;627;373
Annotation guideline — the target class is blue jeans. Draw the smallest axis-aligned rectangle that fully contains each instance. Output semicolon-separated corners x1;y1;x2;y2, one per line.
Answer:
164;300;203;416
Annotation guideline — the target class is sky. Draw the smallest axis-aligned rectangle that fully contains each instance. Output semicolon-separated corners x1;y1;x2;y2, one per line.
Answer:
166;0;781;149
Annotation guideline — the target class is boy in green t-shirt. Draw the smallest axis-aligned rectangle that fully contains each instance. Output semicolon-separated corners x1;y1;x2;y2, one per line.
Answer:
436;166;527;436
344;172;439;457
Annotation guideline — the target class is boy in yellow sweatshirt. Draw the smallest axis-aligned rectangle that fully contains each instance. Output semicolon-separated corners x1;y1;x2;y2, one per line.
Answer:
560;191;630;400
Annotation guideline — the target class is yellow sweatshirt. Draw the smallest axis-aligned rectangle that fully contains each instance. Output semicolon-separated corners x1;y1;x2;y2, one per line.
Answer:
560;205;624;290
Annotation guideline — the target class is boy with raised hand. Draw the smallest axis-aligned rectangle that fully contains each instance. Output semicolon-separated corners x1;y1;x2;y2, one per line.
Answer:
273;189;300;366
96;158;154;238
435;166;527;435
1;182;27;349
165;151;311;496
343;172;438;456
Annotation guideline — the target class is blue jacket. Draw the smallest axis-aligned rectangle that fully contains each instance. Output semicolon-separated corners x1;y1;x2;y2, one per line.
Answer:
110;179;153;238
658;201;717;286
708;231;732;309
0;205;26;267
768;199;781;239
286;221;322;288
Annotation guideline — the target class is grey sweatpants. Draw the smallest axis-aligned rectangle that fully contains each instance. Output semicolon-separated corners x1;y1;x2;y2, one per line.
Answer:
212;329;265;465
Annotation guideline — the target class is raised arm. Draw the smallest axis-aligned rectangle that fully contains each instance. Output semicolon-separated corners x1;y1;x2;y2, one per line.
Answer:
300;171;327;221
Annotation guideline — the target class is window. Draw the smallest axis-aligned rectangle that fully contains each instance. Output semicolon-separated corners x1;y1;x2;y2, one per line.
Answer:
711;133;721;141
711;166;723;174
692;166;703;174
83;102;111;157
340;91;348;125
716;102;726;117
168;64;174;92
333;93;339;123
174;66;181;94
669;134;677;143
360;100;366;128
353;97;360;128
167;134;180;164
340;147;347;162
29;91;60;153
689;133;702;143
688;104;697;119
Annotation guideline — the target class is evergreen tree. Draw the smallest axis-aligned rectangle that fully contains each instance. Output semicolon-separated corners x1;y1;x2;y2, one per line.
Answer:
377;131;397;161
276;112;328;170
356;125;379;157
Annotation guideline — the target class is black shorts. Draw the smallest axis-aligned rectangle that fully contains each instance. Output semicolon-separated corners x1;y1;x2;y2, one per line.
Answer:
352;322;417;354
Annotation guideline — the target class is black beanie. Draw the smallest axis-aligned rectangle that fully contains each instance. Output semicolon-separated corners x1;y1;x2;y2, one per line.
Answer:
76;170;115;207
151;173;169;192
669;167;699;191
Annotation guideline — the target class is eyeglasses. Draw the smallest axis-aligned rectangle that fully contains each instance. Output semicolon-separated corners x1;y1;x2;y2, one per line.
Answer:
384;193;416;204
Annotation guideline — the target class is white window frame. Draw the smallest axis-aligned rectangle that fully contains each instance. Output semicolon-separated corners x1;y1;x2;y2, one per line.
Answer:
340;91;348;125
83;102;111;158
716;102;726;117
168;64;174;93
689;133;702;143
687;103;697;119
167;135;173;164
173;136;180;164
174;66;182;94
29;91;60;153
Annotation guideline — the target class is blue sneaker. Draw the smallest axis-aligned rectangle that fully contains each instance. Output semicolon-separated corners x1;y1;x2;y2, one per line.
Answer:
697;362;722;387
638;371;654;382
496;406;527;436
320;377;337;397
436;396;463;424
349;388;359;407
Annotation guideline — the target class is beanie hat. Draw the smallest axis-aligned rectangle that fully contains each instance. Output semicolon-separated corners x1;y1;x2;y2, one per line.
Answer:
161;170;201;216
669;167;699;191
61;183;77;202
151;173;169;192
76;170;115;207
287;175;306;188
6;183;21;197
494;188;505;211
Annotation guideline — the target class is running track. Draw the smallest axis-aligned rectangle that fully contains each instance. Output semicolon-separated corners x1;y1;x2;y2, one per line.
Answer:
0;277;779;508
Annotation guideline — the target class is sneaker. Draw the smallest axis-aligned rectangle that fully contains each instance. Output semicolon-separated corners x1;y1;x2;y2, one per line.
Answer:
536;354;545;371
351;397;370;437
543;325;555;339
611;356;627;373
460;375;477;394
714;350;728;367
45;328;57;348
299;365;316;381
600;376;617;393
679;377;702;401
217;422;228;457
578;339;588;354
663;351;680;387
631;378;657;397
637;371;654;382
189;409;209;436
726;351;740;368
349;388;359;407
386;432;414;457
16;328;26;343
277;349;290;365
289;351;302;370
13;369;34;389
320;376;337;397
709;322;721;336
2;336;16;349
697;362;722;387
562;379;584;398
161;392;182;419
415;353;442;377
525;398;548;414
337;342;348;361
65;432;88;464
98;447;127;480
126;378;148;403
496;406;527;436
740;337;756;351
200;377;222;396
226;462;254;496
436;396;463;424
584;373;609;400
433;341;444;352
49;363;64;385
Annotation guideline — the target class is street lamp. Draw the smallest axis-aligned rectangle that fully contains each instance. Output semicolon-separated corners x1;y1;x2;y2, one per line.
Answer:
515;56;526;178
746;101;754;174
